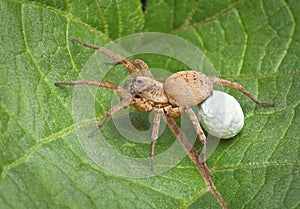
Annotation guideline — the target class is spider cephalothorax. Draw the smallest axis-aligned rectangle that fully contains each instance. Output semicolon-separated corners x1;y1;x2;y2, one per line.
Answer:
55;38;274;209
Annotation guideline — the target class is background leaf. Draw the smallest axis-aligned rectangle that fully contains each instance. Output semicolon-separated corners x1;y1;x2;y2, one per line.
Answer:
1;0;299;208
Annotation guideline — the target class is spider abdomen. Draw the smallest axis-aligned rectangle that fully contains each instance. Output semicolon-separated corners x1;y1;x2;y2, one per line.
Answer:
164;71;213;106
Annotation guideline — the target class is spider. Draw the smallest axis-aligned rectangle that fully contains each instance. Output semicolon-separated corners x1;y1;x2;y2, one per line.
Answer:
55;38;274;209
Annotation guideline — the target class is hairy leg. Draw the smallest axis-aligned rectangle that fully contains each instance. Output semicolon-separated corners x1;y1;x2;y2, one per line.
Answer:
163;114;228;209
184;107;207;164
55;80;132;137
210;77;274;107
71;38;140;76
55;80;131;100
88;98;132;137
150;108;163;170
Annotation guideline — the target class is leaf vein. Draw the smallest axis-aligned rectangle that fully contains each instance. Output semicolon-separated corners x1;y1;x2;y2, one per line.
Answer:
234;9;248;75
172;0;243;33
12;0;108;40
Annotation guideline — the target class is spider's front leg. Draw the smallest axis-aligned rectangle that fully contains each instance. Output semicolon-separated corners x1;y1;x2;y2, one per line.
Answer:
55;80;132;137
71;38;153;78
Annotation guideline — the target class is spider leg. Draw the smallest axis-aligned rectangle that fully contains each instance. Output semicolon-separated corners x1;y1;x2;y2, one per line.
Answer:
88;98;132;137
210;77;274;107
184;107;207;164
71;38;140;76
55;80;132;137
55;80;131;100
150;108;163;170
104;61;122;66
55;80;117;88
162;114;228;209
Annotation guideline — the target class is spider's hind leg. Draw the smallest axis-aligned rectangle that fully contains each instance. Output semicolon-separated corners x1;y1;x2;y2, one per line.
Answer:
210;77;274;107
162;114;228;209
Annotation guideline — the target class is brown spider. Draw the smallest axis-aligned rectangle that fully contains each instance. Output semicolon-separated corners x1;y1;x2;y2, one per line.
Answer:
55;38;274;209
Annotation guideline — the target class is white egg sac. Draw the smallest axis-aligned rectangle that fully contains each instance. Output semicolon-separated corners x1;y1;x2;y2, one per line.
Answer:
198;90;244;139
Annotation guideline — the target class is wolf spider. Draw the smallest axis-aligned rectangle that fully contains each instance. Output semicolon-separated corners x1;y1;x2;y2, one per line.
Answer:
55;38;274;209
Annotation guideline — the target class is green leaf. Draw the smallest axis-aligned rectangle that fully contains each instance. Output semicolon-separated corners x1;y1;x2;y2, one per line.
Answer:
1;0;299;208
